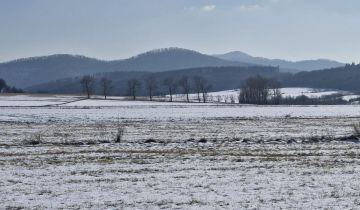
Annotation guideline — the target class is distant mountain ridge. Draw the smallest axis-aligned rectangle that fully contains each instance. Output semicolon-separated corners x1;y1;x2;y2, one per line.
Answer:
214;51;345;71
0;47;346;89
0;48;249;88
107;48;250;71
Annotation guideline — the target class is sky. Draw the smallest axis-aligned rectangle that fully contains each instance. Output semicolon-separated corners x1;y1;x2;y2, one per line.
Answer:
0;0;359;63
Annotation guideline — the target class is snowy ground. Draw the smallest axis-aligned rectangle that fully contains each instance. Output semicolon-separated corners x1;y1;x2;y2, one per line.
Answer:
280;88;346;98
171;87;359;103
0;94;84;107
1;94;360;209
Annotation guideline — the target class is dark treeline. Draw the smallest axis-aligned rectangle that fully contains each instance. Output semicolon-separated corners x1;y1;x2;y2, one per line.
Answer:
0;78;24;93
239;76;281;104
28;63;360;96
239;76;350;105
283;63;360;92
77;73;351;105
26;63;360;104
281;94;348;105
28;66;282;95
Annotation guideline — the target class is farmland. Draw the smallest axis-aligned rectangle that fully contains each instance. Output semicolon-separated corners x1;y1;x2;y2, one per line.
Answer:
1;94;360;209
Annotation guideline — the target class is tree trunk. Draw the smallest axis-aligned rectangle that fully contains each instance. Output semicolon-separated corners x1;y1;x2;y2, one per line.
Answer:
170;89;173;102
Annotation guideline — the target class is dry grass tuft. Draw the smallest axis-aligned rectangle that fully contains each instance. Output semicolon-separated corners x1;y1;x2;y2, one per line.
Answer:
353;123;360;137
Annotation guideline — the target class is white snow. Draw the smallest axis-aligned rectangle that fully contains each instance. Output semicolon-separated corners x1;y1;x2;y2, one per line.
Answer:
0;94;83;106
1;88;358;108
280;87;347;98
173;88;359;102
2;93;360;209
342;95;360;101
1;101;360;123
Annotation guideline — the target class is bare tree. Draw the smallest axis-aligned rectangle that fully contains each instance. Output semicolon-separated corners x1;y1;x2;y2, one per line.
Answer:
193;76;202;102
127;79;141;100
80;75;95;99
0;78;7;93
239;76;267;104
239;76;279;105
193;76;211;103
100;77;112;100
144;75;157;101
238;88;242;104
268;79;282;104
207;95;214;102
225;95;230;103
216;95;222;103
178;76;191;102
229;95;235;104
163;78;178;102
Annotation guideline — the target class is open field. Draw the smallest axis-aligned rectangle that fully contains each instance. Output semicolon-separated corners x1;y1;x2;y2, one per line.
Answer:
1;94;360;209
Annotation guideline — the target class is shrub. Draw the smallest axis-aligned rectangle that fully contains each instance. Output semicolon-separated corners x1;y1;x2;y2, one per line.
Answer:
23;133;42;145
115;124;125;143
353;123;360;137
144;138;156;143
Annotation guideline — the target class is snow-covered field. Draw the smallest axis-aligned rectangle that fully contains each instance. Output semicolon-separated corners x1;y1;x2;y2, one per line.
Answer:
1;94;360;209
280;87;345;98
170;87;359;103
2;103;360;123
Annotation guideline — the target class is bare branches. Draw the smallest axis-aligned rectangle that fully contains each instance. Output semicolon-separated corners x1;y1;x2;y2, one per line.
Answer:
127;79;141;100
238;76;284;105
80;75;95;99
163;78;178;102
193;76;211;103
179;76;191;103
145;75;157;101
100;77;112;100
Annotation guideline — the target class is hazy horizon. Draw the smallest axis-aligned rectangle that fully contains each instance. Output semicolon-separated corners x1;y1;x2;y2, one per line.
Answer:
1;0;359;63
0;47;350;64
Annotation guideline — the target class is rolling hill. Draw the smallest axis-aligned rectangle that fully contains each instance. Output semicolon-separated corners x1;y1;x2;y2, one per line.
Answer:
283;64;360;92
214;51;345;72
0;48;249;88
0;47;348;90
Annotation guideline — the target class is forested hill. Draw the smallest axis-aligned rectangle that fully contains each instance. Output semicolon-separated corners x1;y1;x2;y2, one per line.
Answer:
214;51;344;72
284;63;360;92
0;48;249;88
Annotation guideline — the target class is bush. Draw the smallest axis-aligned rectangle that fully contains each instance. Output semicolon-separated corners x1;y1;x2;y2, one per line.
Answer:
353;123;360;137
23;133;42;145
115;125;125;143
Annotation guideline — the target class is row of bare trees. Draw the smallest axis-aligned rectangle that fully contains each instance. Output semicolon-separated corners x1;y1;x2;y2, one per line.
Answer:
239;76;281;105
127;75;211;102
80;75;112;99
81;74;282;104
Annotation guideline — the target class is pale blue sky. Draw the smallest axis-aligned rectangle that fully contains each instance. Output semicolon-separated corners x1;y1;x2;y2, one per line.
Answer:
1;0;359;62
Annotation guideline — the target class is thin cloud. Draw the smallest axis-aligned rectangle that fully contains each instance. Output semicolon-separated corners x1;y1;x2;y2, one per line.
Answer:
237;4;264;12
201;5;216;12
